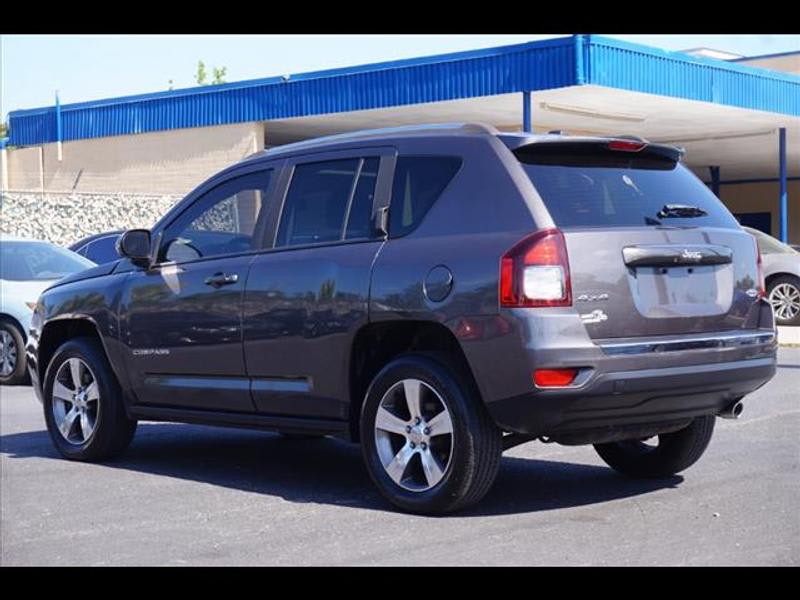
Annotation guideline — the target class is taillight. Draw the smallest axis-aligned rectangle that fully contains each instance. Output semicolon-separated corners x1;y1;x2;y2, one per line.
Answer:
533;368;578;387
500;228;571;307
608;140;646;152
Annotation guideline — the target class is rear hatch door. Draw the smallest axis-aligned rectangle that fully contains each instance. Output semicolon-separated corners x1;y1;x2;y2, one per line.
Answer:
515;139;761;339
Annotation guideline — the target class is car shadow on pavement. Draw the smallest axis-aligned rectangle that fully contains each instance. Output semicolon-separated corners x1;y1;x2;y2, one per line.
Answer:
0;423;682;517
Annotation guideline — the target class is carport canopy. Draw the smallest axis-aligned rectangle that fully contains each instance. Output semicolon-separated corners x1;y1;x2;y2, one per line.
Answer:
265;86;798;241
264;85;799;184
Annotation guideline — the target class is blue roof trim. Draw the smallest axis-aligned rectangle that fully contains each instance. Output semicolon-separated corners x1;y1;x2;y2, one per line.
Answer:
8;35;800;146
584;35;800;116
8;36;578;145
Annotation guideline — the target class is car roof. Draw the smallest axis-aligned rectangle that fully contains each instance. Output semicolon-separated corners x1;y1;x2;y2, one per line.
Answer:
238;122;682;166
69;230;123;250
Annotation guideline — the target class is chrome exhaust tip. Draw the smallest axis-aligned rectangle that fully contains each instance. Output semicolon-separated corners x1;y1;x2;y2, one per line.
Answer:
719;400;744;420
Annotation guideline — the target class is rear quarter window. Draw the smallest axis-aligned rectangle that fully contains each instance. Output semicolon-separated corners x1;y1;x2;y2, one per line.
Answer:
389;156;462;237
517;143;739;229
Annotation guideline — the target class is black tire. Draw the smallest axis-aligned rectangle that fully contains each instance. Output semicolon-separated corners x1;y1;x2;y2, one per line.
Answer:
0;320;29;386
360;353;502;514
767;275;800;326
594;416;715;479
43;337;137;461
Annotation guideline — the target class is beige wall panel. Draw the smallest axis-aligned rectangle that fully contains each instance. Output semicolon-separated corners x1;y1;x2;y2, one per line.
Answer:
7;122;264;196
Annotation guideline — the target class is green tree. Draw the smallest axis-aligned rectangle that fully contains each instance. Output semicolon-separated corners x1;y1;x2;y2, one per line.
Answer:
0;122;8;138
191;61;227;87
212;66;227;85
195;60;208;86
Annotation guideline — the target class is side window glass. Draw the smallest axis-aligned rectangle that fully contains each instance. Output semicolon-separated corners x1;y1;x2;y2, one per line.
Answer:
345;158;380;240
389;156;462;238
162;170;272;263
276;159;359;248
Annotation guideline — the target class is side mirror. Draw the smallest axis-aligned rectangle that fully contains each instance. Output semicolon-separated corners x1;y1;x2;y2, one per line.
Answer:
116;229;151;266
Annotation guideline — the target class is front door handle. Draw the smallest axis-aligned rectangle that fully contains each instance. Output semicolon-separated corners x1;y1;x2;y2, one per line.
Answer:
204;272;239;288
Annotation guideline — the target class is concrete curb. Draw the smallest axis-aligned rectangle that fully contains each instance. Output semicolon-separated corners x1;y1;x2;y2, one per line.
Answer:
777;326;800;346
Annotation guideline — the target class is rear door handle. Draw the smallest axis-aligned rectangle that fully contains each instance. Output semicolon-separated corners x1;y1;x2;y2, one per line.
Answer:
204;272;239;287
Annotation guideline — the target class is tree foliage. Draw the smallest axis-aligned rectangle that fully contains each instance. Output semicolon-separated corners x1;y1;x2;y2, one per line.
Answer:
193;60;227;86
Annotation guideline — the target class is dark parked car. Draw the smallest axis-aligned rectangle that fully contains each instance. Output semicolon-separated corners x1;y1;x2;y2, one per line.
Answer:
69;231;123;265
27;124;777;514
742;227;800;326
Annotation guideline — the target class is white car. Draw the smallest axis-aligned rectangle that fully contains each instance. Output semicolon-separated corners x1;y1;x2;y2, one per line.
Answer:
0;234;95;385
743;227;800;326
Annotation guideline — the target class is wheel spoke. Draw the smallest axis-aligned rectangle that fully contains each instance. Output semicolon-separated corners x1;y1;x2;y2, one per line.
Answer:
69;359;83;389
403;379;422;420
53;381;74;402
84;381;99;402
375;407;408;435
59;407;79;438
384;443;415;484
420;450;445;487
427;409;453;437
80;412;95;440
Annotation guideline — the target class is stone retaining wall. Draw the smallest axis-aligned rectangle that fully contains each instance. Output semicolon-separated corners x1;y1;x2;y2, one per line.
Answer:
1;190;180;247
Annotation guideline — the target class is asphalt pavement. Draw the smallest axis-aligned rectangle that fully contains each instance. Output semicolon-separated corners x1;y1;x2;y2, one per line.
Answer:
1;348;798;566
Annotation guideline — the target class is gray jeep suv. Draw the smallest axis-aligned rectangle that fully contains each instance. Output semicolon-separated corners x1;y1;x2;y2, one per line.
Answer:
27;123;777;514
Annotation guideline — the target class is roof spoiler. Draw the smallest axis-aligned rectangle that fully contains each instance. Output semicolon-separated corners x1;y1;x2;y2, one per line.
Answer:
510;138;685;169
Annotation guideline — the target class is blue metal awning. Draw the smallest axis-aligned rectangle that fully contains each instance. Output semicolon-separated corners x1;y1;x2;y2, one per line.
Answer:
7;34;800;146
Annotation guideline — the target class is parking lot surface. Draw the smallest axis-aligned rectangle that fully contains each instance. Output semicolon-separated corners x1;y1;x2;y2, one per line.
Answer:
2;348;798;566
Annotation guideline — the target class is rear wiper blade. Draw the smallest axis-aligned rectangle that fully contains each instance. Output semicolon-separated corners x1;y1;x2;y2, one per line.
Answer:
657;204;708;219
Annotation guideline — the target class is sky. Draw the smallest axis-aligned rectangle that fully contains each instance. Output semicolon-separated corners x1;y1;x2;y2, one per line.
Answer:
2;34;799;118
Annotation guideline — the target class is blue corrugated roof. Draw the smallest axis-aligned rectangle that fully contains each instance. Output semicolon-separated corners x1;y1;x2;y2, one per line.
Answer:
7;35;800;146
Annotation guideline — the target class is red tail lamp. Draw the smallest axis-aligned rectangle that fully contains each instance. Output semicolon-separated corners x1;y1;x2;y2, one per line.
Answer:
533;368;578;387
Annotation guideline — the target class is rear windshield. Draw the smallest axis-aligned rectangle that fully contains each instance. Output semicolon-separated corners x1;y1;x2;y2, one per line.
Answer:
516;143;739;229
0;241;95;281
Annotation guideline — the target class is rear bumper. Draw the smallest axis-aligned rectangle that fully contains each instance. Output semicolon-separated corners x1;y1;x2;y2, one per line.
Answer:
488;355;776;437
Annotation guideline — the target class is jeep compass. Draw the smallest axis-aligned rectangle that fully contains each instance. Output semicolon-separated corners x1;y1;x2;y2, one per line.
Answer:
27;123;777;514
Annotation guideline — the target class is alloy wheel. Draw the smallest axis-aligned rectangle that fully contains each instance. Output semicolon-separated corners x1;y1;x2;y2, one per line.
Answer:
0;330;17;377
52;358;100;445
374;378;454;492
769;282;800;322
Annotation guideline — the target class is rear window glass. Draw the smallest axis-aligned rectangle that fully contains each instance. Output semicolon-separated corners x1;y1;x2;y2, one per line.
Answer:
389;156;462;237
0;241;94;281
345;158;380;240
276;159;359;247
517;143;738;229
